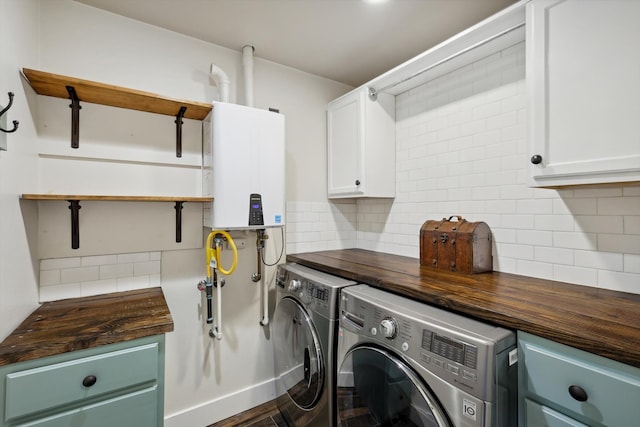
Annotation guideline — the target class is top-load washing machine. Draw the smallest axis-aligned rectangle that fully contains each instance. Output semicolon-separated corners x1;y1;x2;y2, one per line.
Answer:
337;284;517;427
273;263;357;427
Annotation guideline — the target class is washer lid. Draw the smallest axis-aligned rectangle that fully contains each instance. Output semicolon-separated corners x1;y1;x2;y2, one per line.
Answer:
337;345;452;427
273;297;324;409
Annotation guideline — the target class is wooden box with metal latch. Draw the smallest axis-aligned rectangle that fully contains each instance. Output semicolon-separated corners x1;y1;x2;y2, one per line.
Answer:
420;215;492;273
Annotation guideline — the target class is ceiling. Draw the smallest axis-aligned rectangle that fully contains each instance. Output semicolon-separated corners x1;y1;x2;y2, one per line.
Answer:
74;0;517;88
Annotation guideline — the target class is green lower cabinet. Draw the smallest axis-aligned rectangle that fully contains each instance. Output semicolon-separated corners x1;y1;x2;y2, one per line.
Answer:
0;335;166;427
18;386;158;427
524;399;587;427
518;331;640;427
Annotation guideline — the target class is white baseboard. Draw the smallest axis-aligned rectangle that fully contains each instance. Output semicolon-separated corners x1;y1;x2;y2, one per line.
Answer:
164;378;279;427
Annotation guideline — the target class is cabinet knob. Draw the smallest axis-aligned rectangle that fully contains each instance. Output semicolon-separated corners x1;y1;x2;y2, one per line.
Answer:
82;375;97;387
355;179;361;186
568;385;588;402
530;154;543;165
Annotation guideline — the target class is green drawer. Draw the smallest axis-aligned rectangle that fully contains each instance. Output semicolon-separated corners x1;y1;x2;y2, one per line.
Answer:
16;386;158;427
5;342;158;421
519;332;640;426
524;399;587;427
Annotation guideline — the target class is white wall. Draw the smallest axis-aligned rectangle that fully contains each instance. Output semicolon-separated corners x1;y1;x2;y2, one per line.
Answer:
16;0;350;426
0;0;40;340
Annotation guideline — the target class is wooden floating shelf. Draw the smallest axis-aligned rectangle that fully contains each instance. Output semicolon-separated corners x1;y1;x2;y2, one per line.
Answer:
21;194;213;202
21;68;212;120
21;68;212;154
21;194;213;249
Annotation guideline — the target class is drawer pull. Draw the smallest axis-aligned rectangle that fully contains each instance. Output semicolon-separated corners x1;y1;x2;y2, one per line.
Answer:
82;375;97;388
568;385;588;402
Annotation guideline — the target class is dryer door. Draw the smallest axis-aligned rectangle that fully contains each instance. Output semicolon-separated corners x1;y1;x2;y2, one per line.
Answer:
273;297;324;410
337;345;452;427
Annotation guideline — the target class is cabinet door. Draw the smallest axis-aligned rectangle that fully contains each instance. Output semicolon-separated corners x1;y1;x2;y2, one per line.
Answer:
18;386;158;427
327;90;364;197
524;399;588;427
5;343;158;420
527;0;640;187
518;331;640;427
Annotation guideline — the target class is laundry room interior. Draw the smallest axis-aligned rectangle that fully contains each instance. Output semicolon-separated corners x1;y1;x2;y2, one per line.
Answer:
0;0;639;426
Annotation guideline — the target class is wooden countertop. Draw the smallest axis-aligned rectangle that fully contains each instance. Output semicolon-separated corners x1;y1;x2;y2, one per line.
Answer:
0;287;174;366
287;249;640;368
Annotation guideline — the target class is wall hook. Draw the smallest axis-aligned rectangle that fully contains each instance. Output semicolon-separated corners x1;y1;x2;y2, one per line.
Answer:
0;92;19;133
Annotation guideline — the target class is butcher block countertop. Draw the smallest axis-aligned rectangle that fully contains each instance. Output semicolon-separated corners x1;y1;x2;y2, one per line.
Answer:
287;249;640;368
0;287;174;367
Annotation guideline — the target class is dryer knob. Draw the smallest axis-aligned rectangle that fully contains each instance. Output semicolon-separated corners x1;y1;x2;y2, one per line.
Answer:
380;318;397;339
288;279;301;292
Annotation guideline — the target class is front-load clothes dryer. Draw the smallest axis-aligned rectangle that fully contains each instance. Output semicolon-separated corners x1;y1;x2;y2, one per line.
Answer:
273;264;357;427
337;285;517;427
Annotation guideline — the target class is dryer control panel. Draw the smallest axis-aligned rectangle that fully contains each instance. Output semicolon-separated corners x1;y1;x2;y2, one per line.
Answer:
339;284;516;402
276;263;357;320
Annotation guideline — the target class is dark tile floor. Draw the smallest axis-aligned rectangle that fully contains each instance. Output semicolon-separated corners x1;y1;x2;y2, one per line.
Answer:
208;399;288;427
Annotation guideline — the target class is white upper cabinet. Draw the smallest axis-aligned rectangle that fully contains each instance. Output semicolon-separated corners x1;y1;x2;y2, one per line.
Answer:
327;87;395;198
527;0;640;187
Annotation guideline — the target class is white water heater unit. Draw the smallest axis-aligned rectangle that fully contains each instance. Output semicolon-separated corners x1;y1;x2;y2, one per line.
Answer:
203;101;285;230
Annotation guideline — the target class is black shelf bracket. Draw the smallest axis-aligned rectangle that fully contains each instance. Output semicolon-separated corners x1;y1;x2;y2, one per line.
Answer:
174;201;184;243
175;106;187;158
68;200;81;249
66;86;81;149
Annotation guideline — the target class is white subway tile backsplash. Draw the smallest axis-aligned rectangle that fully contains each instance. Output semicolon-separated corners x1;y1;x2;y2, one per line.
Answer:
534;246;574;266
553;198;597;216
624;254;640;273
497;243;534;260
80;279;117;297
494;256;517;274
623;186;640;196
598;234;640;255
40;257;81;270
117;252;150;263
575;216;624;234
597;197;640;216
117;275;151;292
517;230;553;247
39;251;162;301
81;255;117;267
517;199;553;215
517;260;553;280
625;216;640;234
597;270;640;294
100;263;134;280
552;232;597;251
574;187;623;198
501;215;534;230
575;250;623;272
39;283;81;302
61;266;99;284
553;265;598;287
534;215;575;232
40;269;61;287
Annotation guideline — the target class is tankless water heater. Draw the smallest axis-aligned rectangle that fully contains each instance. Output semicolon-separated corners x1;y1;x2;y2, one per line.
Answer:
203;101;285;229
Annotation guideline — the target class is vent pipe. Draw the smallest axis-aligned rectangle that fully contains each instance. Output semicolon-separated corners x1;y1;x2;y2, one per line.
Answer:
242;45;255;107
210;64;230;103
